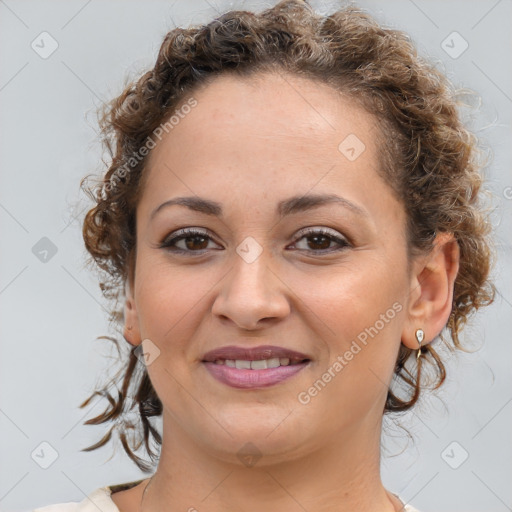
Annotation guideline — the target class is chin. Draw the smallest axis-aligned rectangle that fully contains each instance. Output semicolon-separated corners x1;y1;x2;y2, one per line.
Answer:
196;418;312;466
208;438;308;468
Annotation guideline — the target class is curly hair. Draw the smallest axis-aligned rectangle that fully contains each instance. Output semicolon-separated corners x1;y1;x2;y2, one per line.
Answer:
79;0;495;472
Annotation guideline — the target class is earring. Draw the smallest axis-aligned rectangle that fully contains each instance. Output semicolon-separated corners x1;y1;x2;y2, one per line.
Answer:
415;329;424;361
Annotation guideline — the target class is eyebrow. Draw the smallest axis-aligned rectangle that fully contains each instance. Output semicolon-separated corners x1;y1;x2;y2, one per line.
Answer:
150;193;368;220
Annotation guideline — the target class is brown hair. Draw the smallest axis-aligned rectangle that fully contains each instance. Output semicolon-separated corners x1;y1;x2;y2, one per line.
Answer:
79;0;495;471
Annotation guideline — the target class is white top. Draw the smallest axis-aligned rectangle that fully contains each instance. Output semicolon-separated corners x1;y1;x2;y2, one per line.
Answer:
33;485;421;512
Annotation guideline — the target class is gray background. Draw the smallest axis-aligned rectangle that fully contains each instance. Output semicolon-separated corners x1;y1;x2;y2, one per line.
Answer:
0;1;511;511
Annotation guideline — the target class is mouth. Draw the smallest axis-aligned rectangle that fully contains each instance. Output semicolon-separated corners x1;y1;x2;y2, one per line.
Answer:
207;357;308;369
201;345;311;389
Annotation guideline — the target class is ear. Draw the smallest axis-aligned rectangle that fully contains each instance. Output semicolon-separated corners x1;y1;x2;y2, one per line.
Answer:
123;277;142;347
401;232;460;350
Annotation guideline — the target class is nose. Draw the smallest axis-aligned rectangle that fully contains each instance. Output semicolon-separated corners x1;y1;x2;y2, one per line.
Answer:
211;248;290;330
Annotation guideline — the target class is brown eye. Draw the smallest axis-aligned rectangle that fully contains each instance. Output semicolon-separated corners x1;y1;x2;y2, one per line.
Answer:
183;235;209;251
291;227;350;253
305;233;332;250
160;228;222;254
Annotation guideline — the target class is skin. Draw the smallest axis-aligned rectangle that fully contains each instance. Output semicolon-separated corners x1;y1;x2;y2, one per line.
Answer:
112;71;459;512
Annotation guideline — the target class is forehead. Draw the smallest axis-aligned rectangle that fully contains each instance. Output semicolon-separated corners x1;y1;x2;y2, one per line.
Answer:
177;71;378;158
136;72;413;241
137;71;406;244
143;71;383;192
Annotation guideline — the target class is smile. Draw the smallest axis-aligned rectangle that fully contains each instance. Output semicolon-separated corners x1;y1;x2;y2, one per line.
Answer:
212;357;305;369
203;359;310;388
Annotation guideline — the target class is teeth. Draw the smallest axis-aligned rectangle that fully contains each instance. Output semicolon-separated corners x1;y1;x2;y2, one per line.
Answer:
235;360;251;369
250;359;268;370
213;357;299;368
266;358;281;368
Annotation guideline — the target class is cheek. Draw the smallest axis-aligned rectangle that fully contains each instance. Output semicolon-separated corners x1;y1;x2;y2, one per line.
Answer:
301;257;407;400
133;255;223;352
295;257;405;343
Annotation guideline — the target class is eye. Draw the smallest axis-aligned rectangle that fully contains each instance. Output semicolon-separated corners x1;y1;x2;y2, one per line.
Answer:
289;227;351;253
159;226;351;255
159;228;223;254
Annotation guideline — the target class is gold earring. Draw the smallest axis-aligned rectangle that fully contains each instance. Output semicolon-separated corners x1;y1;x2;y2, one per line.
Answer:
415;329;424;361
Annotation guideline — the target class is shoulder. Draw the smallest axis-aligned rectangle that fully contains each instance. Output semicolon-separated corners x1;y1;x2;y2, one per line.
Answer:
33;486;420;512
33;487;118;512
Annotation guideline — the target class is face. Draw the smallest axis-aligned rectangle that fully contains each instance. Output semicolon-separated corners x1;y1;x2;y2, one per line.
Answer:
127;71;415;463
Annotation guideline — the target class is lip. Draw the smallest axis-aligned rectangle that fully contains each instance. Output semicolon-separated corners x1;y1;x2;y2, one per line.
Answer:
203;361;309;389
201;345;311;363
201;345;311;389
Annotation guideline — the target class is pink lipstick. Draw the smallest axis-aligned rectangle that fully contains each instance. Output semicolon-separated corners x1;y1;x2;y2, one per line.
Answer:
202;345;311;389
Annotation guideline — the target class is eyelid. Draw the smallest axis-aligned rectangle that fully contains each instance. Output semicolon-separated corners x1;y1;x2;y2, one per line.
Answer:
161;227;212;244
291;226;351;246
293;225;346;239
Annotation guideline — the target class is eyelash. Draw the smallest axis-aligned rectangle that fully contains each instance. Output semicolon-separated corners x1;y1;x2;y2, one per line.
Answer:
159;227;351;255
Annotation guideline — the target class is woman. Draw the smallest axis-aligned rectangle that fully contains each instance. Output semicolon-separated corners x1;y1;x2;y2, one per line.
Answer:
34;0;494;511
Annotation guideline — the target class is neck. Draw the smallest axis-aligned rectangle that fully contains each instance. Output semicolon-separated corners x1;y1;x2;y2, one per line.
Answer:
140;410;399;512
